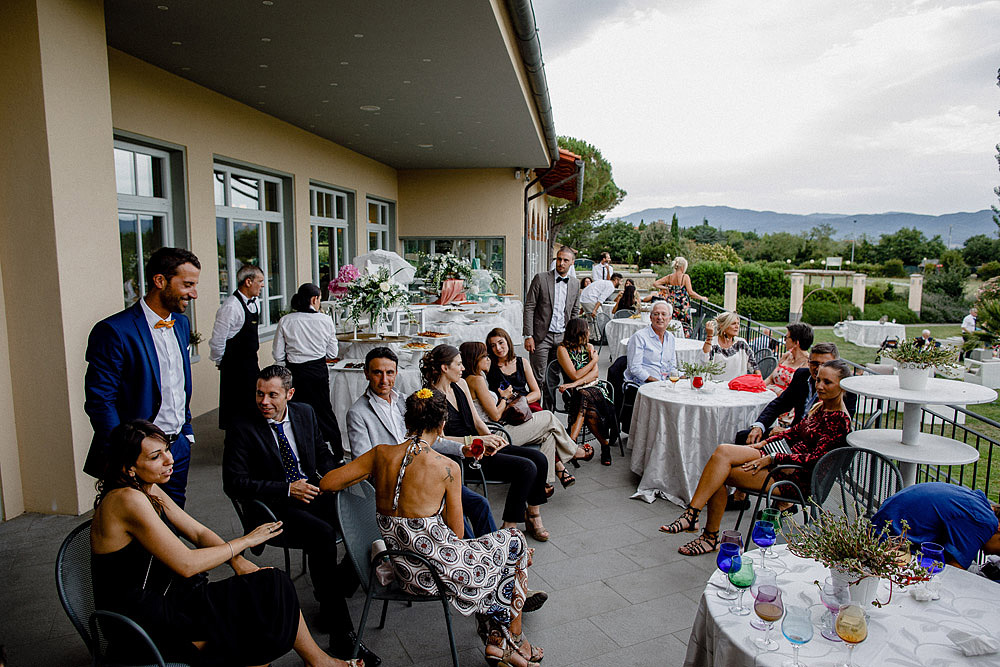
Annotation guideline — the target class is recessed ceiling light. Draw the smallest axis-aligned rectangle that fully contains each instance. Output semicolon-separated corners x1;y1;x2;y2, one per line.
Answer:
340;61;349;65
181;66;191;71
360;105;380;112
457;131;463;135
418;122;425;126
354;33;364;38
403;80;411;84
329;82;338;86
259;64;268;68
454;96;462;99
171;41;182;45
321;99;329;103
258;84;266;88
261;37;271;42
374;112;381;116
387;98;395;102
262;0;274;5
393;141;399;144
157;5;169;10
422;58;431;62
363;123;369;127
417;144;433;148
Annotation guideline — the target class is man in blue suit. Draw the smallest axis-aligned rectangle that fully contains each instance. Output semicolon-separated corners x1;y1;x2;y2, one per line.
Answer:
84;247;200;507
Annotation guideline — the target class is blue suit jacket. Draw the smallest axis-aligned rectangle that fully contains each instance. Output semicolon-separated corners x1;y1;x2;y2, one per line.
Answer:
84;301;193;477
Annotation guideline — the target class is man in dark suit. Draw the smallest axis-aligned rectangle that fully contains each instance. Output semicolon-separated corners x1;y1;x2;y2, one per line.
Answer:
84;247;200;507
223;365;378;666
523;245;582;383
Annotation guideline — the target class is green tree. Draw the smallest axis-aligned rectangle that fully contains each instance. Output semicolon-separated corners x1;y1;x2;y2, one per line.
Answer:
557;218;596;257
963;234;1000;267
591;220;641;262
875;227;945;265
547;136;626;258
670;213;680;245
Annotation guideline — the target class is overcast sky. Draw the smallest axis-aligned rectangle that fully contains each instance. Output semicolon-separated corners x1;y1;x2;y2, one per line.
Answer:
534;0;1000;218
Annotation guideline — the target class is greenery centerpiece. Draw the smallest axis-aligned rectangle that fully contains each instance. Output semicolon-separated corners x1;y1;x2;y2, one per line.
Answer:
782;507;929;607
680;359;725;389
416;253;473;293
885;338;958;390
340;265;410;339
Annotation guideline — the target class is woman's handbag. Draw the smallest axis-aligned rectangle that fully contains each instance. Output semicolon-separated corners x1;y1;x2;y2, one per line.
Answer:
500;394;533;425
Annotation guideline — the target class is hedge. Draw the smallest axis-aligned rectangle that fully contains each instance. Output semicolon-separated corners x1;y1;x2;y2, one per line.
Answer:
919;292;969;324
687;261;789;300
978;261;1000;281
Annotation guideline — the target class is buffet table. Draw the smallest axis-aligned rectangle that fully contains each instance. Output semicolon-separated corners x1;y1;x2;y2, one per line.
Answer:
842;320;907;348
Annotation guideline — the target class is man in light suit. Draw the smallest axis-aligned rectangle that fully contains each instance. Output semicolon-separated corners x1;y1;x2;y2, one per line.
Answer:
524;245;582;384
346;347;498;538
84;247;200;507
223;365;378;666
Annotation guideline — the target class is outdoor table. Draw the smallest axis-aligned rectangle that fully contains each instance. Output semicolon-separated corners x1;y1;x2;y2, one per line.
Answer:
840;375;995;486
684;544;1000;667
629;380;773;505
843;320;907;348
328;364;421;455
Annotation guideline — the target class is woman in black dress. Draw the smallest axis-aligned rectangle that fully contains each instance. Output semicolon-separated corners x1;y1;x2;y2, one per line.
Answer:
485;327;544;412
421;345;551;541
90;419;359;666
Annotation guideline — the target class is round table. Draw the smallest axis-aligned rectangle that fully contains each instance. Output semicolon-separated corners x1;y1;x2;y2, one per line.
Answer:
840;375;996;486
842;320;907;348
684;544;1000;667
629;380;774;505
328;365;422;455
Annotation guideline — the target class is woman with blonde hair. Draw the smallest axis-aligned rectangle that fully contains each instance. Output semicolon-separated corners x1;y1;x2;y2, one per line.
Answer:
702;311;758;382
652;256;707;337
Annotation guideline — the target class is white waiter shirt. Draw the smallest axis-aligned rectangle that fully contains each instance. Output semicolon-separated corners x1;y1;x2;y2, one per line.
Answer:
208;291;259;363
581;279;617;305
549;271;569;333
591;262;612;283
139;298;186;436
272;310;339;364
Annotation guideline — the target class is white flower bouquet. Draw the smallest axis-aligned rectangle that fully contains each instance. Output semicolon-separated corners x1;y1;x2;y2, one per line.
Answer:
416;253;473;292
340;265;410;334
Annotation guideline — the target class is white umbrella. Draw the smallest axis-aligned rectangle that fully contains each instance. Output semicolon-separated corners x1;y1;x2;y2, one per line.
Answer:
352;249;416;285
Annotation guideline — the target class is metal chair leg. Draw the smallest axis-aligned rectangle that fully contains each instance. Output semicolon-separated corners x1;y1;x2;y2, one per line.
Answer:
441;596;460;667
354;592;376;659
283;547;291;575
377;599;389;629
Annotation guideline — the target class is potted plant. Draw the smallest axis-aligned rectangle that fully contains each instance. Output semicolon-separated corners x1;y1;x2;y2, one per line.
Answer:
680;360;725;389
340;265;410;339
782;507;929;607
885;338;957;391
415;253;474;293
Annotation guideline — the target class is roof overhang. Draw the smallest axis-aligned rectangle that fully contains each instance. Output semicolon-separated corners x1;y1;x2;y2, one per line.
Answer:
103;0;554;169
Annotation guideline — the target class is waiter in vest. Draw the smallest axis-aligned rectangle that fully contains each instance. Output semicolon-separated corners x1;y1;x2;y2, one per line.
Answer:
209;264;265;429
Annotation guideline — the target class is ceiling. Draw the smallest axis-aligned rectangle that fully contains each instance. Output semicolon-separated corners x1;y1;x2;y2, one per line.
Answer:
104;0;551;169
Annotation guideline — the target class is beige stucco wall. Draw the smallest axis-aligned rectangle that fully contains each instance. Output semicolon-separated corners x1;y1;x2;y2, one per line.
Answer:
107;48;399;420
396;169;531;293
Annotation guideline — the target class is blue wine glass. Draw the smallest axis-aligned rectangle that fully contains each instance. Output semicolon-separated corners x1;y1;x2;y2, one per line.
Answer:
781;605;814;667
752;519;777;568
919;542;945;577
716;543;741;600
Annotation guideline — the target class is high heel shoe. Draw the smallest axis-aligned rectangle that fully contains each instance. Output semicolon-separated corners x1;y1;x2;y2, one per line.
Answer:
556;467;576;488
600;444;612;466
569;443;595;469
524;509;550;541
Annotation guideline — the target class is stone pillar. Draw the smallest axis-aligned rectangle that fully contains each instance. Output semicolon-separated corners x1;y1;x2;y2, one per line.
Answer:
852;273;867;312
908;273;924;316
724;271;738;312
789;273;805;323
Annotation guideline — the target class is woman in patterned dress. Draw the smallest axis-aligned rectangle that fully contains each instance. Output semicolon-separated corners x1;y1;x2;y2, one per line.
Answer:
320;389;546;667
659;360;853;556
652;257;707;337
764;322;813;397
702;311;759;382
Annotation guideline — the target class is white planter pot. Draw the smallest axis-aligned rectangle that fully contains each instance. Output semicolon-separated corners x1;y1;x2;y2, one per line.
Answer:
830;566;881;607
897;362;932;391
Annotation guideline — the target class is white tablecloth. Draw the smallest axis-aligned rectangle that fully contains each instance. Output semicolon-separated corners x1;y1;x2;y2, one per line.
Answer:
684;544;1000;667
842;320;907;348
629;380;774;505
328;366;422;455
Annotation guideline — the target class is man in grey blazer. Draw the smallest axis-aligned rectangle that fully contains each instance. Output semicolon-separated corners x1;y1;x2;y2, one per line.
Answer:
346;347;498;538
524;245;582;383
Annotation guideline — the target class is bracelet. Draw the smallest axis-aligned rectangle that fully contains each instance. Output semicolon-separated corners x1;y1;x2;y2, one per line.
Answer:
226;541;235;560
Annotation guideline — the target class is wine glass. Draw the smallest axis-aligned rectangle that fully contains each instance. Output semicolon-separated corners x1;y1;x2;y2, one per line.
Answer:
781;605;814;667
819;578;850;641
669;369;680;389
750;568;778;629
467;438;485;470
716;543;741;600
752;520;777;568
728;556;755;616
835;603;868;667
751;584;783;651
918;542;945;577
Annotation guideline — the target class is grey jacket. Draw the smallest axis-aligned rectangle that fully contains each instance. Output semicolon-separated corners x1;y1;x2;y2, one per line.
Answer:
523;269;581;343
346;389;464;459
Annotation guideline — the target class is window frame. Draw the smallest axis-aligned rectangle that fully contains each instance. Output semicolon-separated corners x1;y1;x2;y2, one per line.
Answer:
310;183;355;299
366;197;395;251
401;236;506;278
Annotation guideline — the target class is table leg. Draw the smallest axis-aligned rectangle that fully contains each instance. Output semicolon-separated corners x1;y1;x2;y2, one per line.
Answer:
898;462;917;487
900;401;921;446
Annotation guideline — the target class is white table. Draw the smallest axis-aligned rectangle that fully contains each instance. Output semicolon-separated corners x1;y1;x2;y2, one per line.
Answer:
629;380;774;506
843;320;907;348
840;375;996;486
328;365;421;455
684;544;1000;667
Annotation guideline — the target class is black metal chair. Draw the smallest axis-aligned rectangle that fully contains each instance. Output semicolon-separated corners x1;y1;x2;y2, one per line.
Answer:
612;309;635;319
335;481;460;667
591;311;611;350
544;359;623;456
462;422;514;503
56;520;189;667
229;497;308;577
619;381;640;438
756;354;778;380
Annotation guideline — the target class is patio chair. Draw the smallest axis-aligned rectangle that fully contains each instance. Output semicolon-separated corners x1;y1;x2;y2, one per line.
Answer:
230;496;308;577
463;422;514;503
56;520;189;667
612;309;635;319
335;481;460;667
619;381;640;438
591;311;611;349
756;354;778;380
544;360;623;456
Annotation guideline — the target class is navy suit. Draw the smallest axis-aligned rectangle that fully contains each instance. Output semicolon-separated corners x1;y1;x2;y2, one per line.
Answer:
84;301;194;505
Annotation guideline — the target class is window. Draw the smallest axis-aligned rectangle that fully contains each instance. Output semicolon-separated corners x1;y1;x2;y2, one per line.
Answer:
401;237;505;276
114;140;187;307
215;164;291;329
366;198;394;251
310;184;354;300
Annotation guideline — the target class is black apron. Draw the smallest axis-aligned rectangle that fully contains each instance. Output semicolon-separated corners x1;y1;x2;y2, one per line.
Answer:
218;292;259;429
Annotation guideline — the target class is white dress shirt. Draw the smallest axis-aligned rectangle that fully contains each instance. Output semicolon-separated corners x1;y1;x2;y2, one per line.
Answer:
591;262;611;283
580;279;616;306
369;388;407;443
962;314;977;333
624;325;677;384
272;310;339;364
267;410;305;482
550;271;569;333
139;298;186;435
208;291;259;363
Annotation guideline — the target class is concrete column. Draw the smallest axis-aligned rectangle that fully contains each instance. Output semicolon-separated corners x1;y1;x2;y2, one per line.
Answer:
908;273;924;316
789;273;805;323
852;273;867;312
0;0;120;515
724;271;738;312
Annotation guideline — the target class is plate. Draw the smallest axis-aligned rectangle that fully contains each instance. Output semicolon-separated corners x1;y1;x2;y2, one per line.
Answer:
403;342;433;350
331;359;366;371
415;331;451;340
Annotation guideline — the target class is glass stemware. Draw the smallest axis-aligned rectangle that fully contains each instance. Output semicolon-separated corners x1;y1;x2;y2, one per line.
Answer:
819;578;850;641
716;543;741;600
467;438;485;470
781;605;814;667
669;369;680;389
750;568;778;629
728;556;755;616
751;584;784;651
752;519;777;568
835;603;868;667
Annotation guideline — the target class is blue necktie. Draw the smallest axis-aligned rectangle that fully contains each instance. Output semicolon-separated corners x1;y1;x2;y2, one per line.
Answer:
271;422;305;483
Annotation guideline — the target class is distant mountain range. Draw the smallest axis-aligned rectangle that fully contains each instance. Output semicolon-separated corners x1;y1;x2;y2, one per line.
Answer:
619;206;996;247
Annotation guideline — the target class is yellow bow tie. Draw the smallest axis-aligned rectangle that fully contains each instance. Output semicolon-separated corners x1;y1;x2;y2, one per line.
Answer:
154;319;175;329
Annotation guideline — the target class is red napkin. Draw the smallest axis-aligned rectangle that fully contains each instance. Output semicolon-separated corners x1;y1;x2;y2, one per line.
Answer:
728;374;767;392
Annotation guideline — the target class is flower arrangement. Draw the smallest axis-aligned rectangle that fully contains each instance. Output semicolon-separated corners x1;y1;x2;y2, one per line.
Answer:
782;507;929;606
328;263;360;299
487;268;506;293
340;265;410;335
416;253;473;292
885;338;957;368
680;359;725;380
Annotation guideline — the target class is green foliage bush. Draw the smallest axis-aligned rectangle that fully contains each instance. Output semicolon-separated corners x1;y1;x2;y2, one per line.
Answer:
737;263;790;298
924;268;967;299
880;259;906;278
736;296;788;322
802;300;856;326
687;261;734;295
978;261;1000;281
920;292;970;324
863;302;920;324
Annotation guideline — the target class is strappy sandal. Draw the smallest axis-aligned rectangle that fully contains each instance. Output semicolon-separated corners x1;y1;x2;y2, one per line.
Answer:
543;483;555;499
570;443;595;468
600;444;612;466
524;509;550;542
556;467;576;488
659;505;700;534
512;632;544;663
678;530;720;557
485;628;531;667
